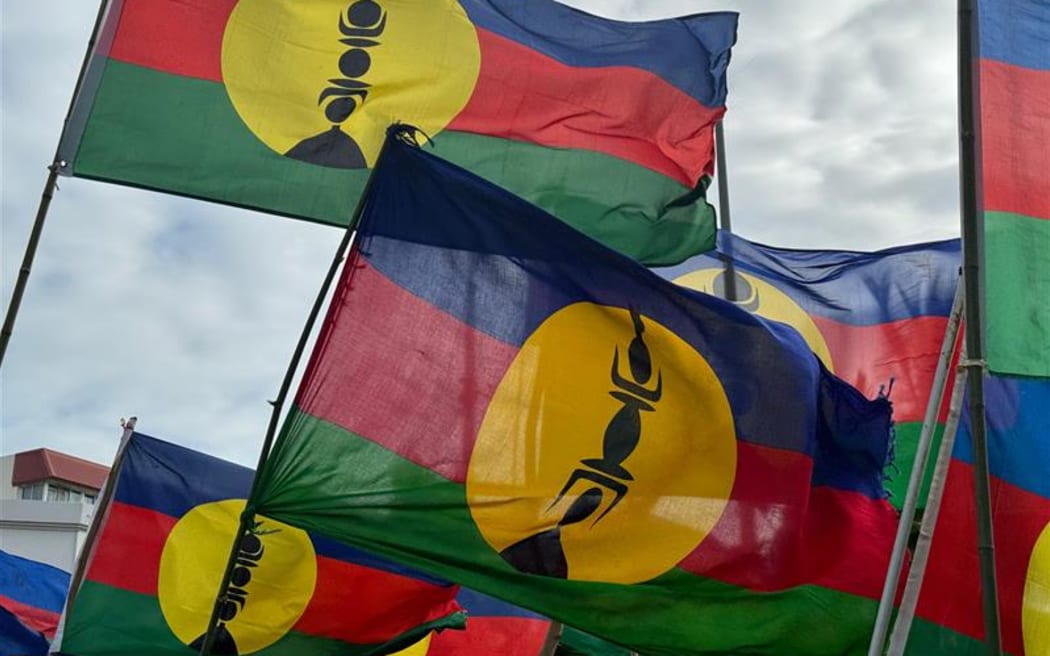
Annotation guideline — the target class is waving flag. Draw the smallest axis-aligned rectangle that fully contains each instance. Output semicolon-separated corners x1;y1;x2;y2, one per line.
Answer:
58;0;737;264
251;131;898;655
903;2;1050;654
979;0;1050;377
659;231;961;506
908;377;1050;655
403;589;549;655
54;431;463;656
0;549;69;656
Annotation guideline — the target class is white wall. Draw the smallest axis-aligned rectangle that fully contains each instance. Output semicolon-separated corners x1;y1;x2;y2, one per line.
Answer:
0;498;94;572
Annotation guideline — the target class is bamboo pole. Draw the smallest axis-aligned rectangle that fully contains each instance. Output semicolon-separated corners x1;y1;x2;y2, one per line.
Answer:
0;0;111;368
538;621;563;656
51;416;136;651
887;351;969;655
867;280;964;656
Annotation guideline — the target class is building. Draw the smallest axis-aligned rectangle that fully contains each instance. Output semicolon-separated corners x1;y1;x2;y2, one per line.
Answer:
0;448;109;572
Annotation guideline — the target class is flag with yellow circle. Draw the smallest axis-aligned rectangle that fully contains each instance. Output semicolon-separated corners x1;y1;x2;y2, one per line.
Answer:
251;132;900;656
54;431;464;656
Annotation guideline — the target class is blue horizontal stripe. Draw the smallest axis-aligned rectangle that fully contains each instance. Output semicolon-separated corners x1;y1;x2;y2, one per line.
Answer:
114;432;253;518
456;588;545;620
114;433;451;585
357;135;893;499
979;0;1050;71
0;550;69;612
953;375;1050;498
459;0;737;106
656;232;961;326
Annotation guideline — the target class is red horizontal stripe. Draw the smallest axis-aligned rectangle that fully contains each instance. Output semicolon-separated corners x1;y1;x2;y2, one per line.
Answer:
448;29;721;185
916;461;1050;655
295;556;459;643
0;594;60;638
981;59;1050;220
428;616;550;655
108;0;232;82
298;262;518;483
813;315;953;423
86;502;460;643
86;502;174;596
679;442;894;598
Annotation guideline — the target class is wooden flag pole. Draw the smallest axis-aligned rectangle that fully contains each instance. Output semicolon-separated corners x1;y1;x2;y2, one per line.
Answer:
196;127;405;656
957;0;1003;652
538;621;563;656
0;0;110;368
714;120;738;302
867;280;964;656
51;416;136;651
887;352;970;655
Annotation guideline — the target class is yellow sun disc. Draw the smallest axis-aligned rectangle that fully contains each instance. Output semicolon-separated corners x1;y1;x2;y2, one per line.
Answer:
674;268;835;371
222;0;481;168
1024;521;1050;655
467;303;737;584
157;499;317;654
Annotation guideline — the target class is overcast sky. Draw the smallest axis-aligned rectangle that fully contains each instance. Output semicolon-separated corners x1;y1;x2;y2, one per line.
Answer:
0;0;960;468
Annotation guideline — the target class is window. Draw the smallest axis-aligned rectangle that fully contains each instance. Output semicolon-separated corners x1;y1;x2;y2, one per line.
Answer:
47;485;70;502
85;494;96;505
19;482;44;500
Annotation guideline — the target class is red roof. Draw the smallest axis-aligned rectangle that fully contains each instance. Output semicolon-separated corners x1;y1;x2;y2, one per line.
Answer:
11;449;110;491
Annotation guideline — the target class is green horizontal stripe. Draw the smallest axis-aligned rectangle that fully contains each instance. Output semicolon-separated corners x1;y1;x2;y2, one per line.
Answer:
71;61;715;264
73;60;366;226
886;421;945;511
985;210;1050;378
903;616;998;655
432;132;715;265
256;410;883;656
59;580;454;656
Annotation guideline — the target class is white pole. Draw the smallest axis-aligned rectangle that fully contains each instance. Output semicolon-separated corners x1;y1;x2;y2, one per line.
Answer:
868;281;964;656
887;353;969;655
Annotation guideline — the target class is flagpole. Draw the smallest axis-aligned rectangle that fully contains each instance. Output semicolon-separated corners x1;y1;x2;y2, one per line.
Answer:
867;279;964;656
51;416;136;651
0;0;111;368
538;621;563;656
887;354;969;655
714;120;738;302
957;0;1002;652
196;129;403;656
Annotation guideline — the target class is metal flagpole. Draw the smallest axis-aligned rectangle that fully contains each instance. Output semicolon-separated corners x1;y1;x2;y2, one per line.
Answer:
714;120;738;302
0;0;111;368
957;0;1002;652
196;128;404;656
887;351;970;655
867;280;965;656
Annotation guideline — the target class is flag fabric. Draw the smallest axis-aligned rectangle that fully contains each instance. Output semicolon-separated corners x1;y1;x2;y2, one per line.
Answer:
903;2;1050;653
0;549;70;656
251;131;899;655
57;0;737;265
396;588;631;656
658;231;961;507
400;589;549;655
53;431;463;656
978;0;1050;376
906;376;1050;655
